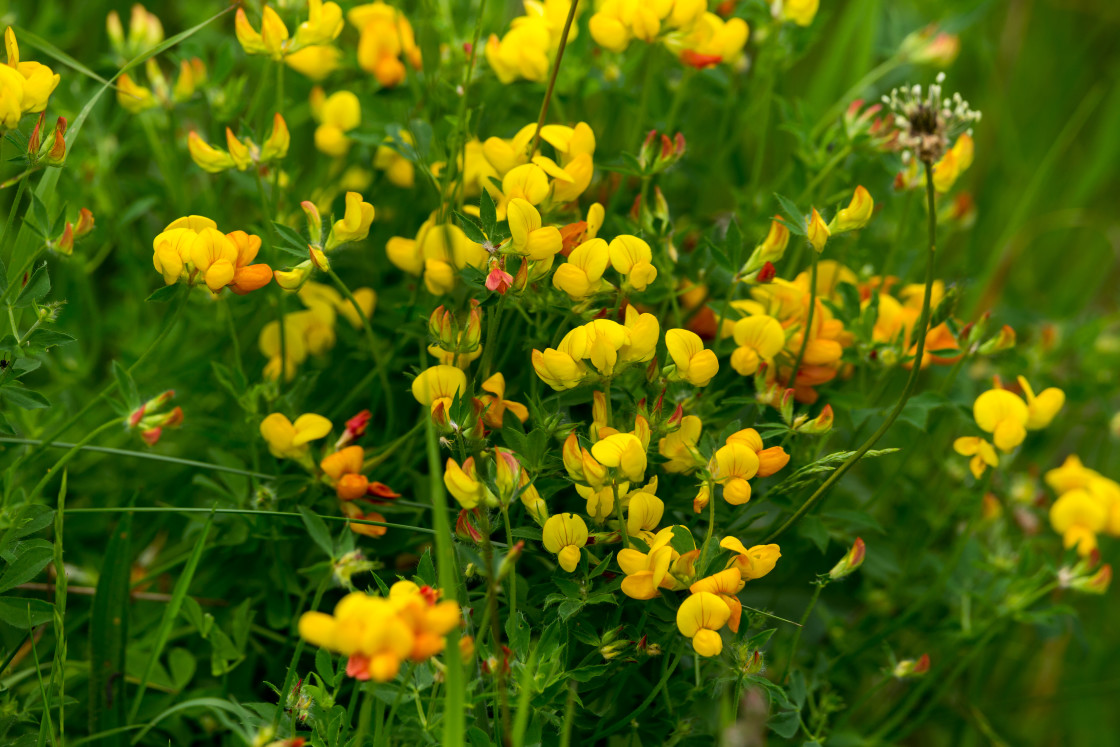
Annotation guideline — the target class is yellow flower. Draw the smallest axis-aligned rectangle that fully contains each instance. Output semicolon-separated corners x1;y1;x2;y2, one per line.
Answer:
350;2;422;88
590;433;647;483
187;131;235;173
708;441;759;505
665;329;719;387
690;568;745;633
676;591;731;657
719;538;780;581
508;198;562;260
1050;489;1107;556
807;207;830;252
562;433;609;489
1045;454;1098;495
326;192;375;250
779;0;819;27
617;527;681;599
730;315;785;376
627;491;664;537
829;186;874;233
485;20;551;84
482;123;536;177
285;44;341;80
444;457;493;509
726;428;789;477
666;13;749;69
932;148;959;193
553;238;611;300
115;72;156;114
608;235;658;292
542;513;588;572
261;113;291;161
260;412;332;459
479;373;529;428
973;388;1029;453
659;415;705;474
293;0;344;47
953;436;999;479
411;365;468;415
374;133;416;188
235;6;290;60
1017;376;1065;430
313;89;361;157
2;28;60;124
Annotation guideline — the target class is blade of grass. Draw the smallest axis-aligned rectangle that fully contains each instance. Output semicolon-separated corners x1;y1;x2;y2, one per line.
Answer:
51;472;68;745
89;510;133;747
126;509;215;723
13;27;116;87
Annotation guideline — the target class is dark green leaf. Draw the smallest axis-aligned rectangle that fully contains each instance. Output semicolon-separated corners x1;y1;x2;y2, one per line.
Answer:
146;284;180;303
1;385;50;410
14;264;49;308
298;506;335;559
0;596;53;628
112;360;141;411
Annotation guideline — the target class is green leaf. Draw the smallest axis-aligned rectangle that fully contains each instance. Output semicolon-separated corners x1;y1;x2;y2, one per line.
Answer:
14;264;50;308
773;193;807;235
297;506;335;558
24;328;75;351
505;611;530;654
799;515;829;554
480;190;497;238
415;548;436;587
1;385;50;410
768;709;801;738
453;211;488;245
0;596;54;628
113;361;141;411
272;221;308;251
145;284;180;303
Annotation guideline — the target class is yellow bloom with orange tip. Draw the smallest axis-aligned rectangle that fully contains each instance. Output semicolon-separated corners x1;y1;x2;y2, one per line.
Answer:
261;113;290;161
443;457;493;509
973;388;1029;453
719;538;781;581
187;131;235;173
116;73;156;114
778;0;819;26
807;208;830;252
226;230;273;295
553;238;611;300
479;373;529;428
953;436;999;479
313;89;361;157
320;445;370;500
411;365;468;415
690;568;745;633
260;412;332;459
1017;376;1065;430
542;513;588;572
726;428;790;478
1050;489;1107;556
609;235;658;292
731;315;785;376
349;2;422;88
666;13;749;69
591;433;647;483
756;215;790;264
677;591;731;657
326;192;375;250
509;198;563;260
617;526;681;599
235;5;289;60
665;329;719;387
829;186;874;233
659;415;705;474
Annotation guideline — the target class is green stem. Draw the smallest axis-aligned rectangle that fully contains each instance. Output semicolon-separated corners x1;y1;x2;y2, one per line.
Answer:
780;582;824;683
273;571;332;726
424;416;465;745
0;437;272;479
480;509;511;745
12;290;189;472
612;481;630;549
764;160;939;542
527;0;581;156
23;419;121;506
809;56;901;142
1;175;29;263
797;145;852;204
502;505;517;624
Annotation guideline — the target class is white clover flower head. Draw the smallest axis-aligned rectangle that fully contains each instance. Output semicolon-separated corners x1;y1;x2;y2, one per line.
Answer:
882;73;981;162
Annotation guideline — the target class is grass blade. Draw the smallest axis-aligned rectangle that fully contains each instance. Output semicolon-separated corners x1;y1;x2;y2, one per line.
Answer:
89;510;133;746
126;509;215;723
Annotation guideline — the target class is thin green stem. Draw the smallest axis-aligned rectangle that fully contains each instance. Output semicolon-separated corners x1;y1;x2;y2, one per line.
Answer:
612;481;630;549
0;437;272;479
13;291;189;471
501;505;517;623
326;267;395;427
1;175;29;263
764;161;939;542
23;419;121;506
780;582;824;684
528;0;581;156
809;56;901;142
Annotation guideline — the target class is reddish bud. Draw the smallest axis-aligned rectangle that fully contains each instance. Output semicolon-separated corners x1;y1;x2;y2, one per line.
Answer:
757;261;777;283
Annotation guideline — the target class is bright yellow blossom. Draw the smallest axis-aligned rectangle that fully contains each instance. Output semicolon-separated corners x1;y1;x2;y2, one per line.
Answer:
730;315;785;376
260;412;332;459
719;538;781;581
349;2;422;87
411;365;468;415
609;235;658;292
807;207;830;252
665;329;719;386
542;513;588;572
591;433;647;483
509;198;563;260
676;591;731;657
973;388;1029;453
312;88;361;157
829;186;874;233
690;568;745;633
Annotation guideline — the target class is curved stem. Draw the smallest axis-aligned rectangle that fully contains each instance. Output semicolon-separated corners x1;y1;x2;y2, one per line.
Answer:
764;161;939;542
528;0;581;156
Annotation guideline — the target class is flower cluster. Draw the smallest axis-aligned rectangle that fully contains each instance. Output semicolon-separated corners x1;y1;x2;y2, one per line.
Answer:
588;0;750;71
486;0;579;84
235;0;345;80
1046;455;1120;557
298;582;460;681
151;216;273;295
188;113;290;173
953;377;1065;479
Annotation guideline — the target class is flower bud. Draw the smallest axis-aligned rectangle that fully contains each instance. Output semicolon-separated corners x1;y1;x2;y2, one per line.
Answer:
828;537;866;580
979;324;1016;355
455;509;484;544
462;302;483;350
301;201;323;247
807;208;830;253
758;215;789;263
274;261;313;291
74;208;95;238
799;404;833;435
55;223;75;256
106;10;125;52
497;540;524;581
309;246;330;272
757;261;777;283
828;186;874;233
1069;564;1112;595
893;654;931;679
28;111;45;158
